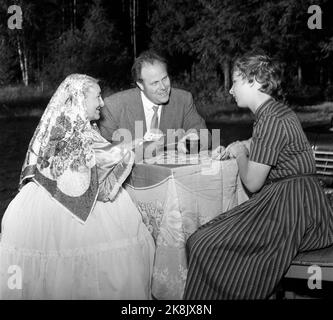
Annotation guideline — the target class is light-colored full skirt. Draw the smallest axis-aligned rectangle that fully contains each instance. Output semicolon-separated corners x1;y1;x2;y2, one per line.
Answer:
0;182;155;299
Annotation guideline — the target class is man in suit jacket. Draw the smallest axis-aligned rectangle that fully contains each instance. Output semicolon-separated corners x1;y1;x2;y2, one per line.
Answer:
99;50;210;153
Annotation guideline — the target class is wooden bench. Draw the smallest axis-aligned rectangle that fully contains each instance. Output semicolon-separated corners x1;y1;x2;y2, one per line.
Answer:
281;245;333;298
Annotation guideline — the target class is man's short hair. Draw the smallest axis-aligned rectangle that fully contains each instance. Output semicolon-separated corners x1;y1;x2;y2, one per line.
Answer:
232;53;283;98
131;50;168;83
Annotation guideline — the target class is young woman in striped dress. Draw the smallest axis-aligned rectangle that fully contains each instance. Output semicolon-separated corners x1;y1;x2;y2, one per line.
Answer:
183;54;333;299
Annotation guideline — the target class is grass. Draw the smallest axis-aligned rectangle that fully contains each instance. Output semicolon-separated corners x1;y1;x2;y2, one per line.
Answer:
202;101;333;125
292;102;333;127
0;84;52;118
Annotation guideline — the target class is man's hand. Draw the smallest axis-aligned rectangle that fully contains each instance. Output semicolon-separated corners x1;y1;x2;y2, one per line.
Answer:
177;140;188;154
177;131;199;154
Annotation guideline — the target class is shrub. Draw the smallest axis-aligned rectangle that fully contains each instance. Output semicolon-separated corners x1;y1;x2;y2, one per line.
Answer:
285;85;324;106
324;84;333;102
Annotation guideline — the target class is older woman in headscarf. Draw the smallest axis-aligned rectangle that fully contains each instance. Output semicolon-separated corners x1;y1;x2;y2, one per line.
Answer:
0;74;155;300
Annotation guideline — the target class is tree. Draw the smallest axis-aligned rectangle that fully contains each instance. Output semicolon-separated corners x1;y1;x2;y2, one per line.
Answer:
0;0;33;85
187;0;260;92
82;0;131;85
149;0;332;105
0;36;17;85
42;0;131;89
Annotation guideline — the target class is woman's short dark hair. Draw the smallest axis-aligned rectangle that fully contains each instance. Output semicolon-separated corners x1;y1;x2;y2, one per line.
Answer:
232;54;283;98
131;50;168;83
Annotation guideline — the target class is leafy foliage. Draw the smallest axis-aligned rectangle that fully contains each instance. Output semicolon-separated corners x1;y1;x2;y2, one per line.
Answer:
149;0;333;110
42;0;131;89
0;0;333;111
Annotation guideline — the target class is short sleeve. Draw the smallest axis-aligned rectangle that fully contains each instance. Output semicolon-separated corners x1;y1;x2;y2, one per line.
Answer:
249;115;286;166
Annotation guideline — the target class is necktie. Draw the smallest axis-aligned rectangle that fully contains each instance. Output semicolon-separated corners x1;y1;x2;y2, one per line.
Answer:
150;105;159;130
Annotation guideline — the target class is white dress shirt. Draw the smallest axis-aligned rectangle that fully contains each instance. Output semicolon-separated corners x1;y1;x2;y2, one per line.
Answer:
140;92;163;133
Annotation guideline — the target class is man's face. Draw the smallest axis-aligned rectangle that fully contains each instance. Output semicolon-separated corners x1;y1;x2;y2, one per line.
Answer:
136;62;171;105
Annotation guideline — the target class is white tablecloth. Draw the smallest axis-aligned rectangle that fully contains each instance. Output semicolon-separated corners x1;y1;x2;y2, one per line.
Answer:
125;153;248;299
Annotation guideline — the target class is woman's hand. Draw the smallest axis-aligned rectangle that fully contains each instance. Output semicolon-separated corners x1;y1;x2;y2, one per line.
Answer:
227;141;249;159
242;138;252;153
212;145;227;160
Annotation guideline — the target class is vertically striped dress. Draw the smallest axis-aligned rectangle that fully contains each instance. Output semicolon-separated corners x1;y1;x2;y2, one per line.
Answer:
183;98;333;299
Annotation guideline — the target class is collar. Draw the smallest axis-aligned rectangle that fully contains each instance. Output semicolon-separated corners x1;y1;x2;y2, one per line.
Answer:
254;97;275;122
140;91;160;110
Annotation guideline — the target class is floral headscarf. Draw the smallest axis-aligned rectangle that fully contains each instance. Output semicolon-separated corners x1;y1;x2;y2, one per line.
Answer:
20;74;100;223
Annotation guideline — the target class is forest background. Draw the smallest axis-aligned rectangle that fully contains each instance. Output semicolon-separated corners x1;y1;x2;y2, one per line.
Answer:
1;0;333;122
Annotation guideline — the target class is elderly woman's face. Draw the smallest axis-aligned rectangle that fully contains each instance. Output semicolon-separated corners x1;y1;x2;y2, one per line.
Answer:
85;83;104;121
229;71;253;108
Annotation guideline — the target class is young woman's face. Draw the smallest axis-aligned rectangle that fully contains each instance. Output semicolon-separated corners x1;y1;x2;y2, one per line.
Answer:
85;83;104;121
229;71;253;108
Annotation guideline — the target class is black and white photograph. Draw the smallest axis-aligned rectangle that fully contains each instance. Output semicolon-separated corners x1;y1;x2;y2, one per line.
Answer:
0;0;333;312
